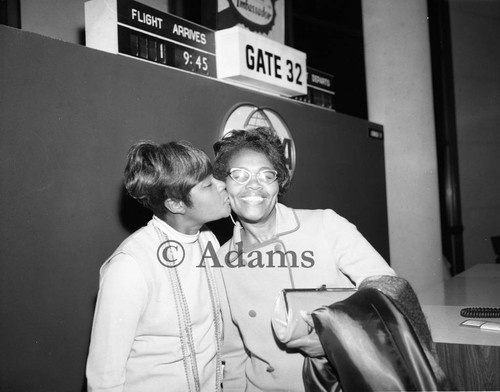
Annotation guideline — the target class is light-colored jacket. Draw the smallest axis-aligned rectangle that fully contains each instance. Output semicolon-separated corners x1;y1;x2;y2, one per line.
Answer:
217;203;396;392
86;218;221;392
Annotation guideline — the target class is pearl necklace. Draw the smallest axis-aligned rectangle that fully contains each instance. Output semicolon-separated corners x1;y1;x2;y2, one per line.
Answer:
153;223;222;392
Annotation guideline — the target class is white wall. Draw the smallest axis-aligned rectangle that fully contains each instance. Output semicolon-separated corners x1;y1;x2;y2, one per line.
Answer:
362;0;447;291
20;0;167;44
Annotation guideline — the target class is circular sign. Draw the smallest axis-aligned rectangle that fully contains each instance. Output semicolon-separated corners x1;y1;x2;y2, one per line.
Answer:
220;103;296;178
228;0;276;33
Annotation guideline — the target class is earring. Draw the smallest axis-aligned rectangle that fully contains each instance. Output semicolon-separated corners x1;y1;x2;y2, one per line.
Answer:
229;212;237;226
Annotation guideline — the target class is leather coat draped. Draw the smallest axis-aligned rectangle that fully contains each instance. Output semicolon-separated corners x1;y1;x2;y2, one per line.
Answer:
304;276;452;391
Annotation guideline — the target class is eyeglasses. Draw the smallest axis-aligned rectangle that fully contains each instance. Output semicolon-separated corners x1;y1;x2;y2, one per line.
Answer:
228;168;278;185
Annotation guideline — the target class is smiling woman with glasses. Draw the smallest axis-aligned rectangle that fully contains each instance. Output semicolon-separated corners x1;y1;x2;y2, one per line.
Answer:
212;127;397;392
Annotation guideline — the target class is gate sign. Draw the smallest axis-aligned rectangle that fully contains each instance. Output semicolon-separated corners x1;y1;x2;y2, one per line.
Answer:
215;26;307;97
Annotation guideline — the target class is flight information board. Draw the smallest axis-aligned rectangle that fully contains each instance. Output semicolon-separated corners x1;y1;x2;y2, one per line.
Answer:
86;0;308;95
86;0;216;77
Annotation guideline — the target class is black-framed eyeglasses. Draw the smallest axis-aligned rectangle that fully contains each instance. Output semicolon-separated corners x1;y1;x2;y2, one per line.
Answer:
228;168;278;185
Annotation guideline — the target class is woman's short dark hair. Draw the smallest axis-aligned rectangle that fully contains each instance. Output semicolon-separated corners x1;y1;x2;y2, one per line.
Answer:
124;140;212;217
213;127;291;195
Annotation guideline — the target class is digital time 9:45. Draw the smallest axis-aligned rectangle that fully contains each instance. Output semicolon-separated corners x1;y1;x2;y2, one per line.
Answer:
176;48;210;75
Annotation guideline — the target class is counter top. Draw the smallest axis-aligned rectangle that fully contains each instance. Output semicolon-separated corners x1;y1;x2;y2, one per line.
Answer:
418;276;500;306
418;264;500;346
422;305;500;346
456;263;500;278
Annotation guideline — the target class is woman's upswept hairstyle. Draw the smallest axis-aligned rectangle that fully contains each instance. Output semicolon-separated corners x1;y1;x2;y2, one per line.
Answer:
124;140;212;218
213;127;291;195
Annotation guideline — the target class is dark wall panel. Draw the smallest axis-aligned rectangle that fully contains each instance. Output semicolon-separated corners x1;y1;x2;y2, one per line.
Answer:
0;26;388;391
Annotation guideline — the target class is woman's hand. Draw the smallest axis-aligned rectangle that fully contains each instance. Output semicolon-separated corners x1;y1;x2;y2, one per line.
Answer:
285;312;325;357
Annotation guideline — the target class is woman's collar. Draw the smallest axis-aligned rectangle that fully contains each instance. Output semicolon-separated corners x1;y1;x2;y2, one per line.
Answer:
231;203;300;251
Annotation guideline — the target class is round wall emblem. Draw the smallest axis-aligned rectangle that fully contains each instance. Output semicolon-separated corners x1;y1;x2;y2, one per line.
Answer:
220;103;296;178
227;0;276;33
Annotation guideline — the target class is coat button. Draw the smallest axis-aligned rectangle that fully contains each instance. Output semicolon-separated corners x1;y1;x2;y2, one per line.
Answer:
266;366;275;373
249;310;256;317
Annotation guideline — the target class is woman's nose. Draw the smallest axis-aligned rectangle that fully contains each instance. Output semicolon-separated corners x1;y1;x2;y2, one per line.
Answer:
246;174;262;188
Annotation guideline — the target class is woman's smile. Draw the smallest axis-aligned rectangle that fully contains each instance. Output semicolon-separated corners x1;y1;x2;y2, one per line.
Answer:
226;149;279;224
